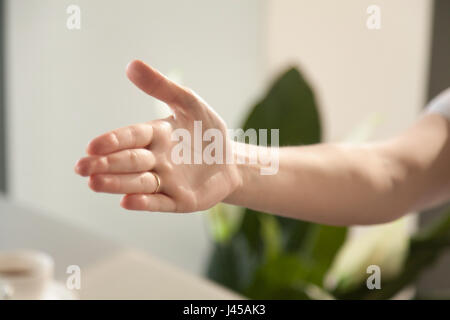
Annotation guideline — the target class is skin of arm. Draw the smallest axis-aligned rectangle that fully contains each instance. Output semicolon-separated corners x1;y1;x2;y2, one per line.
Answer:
75;60;450;226
225;114;450;225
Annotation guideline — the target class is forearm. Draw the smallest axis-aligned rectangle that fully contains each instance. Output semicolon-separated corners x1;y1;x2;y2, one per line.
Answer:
225;142;404;225
225;114;450;225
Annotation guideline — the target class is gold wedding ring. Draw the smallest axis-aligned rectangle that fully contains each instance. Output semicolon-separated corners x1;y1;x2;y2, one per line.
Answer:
151;172;161;194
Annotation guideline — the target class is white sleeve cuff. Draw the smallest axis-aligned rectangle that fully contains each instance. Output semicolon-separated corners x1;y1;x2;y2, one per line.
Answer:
426;88;450;120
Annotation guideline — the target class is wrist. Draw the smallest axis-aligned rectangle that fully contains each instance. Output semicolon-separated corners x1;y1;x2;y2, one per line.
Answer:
223;141;260;205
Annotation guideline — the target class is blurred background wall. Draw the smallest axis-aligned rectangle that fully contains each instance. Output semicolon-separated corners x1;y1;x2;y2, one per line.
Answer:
3;0;435;275
4;0;266;274
267;0;433;141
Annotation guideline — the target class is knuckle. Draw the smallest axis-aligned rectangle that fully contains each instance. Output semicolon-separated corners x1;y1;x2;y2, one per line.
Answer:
128;149;140;165
139;173;151;188
97;156;110;172
88;175;104;192
146;123;154;135
109;131;120;148
127;126;138;147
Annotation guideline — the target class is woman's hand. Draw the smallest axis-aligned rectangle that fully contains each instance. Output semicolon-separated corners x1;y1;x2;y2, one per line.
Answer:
75;60;242;213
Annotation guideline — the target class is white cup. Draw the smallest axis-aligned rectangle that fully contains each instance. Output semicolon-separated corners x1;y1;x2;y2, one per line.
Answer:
0;250;54;300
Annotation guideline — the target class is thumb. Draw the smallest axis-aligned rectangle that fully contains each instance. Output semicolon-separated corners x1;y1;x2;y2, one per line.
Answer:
126;60;197;110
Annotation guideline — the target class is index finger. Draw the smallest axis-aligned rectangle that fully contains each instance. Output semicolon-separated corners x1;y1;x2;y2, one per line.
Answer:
87;123;153;155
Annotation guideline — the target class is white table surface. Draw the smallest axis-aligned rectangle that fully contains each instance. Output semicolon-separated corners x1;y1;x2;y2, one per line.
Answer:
0;196;241;299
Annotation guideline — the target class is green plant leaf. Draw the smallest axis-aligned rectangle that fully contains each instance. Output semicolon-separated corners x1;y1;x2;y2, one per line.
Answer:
242;67;321;146
259;214;282;261
207;203;242;244
206;232;262;293
245;254;312;299
300;224;348;286
206;209;266;292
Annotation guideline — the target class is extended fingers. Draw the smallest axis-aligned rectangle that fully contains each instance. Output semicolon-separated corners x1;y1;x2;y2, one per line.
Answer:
87;123;153;156
121;193;177;213
88;172;159;194
75;148;155;176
